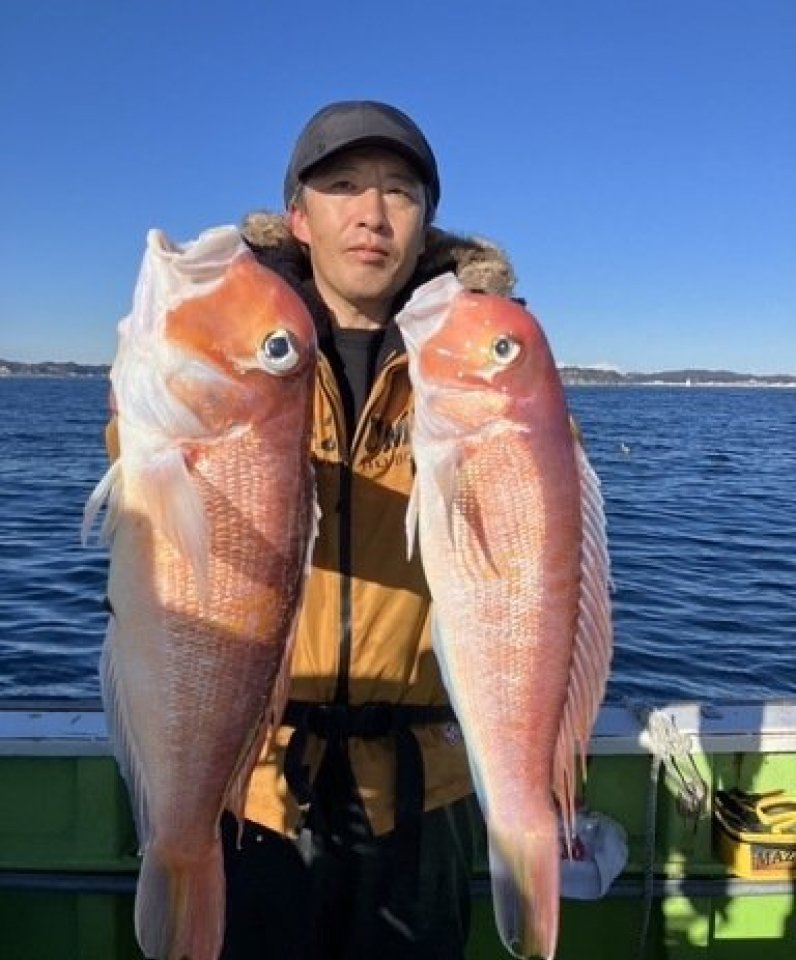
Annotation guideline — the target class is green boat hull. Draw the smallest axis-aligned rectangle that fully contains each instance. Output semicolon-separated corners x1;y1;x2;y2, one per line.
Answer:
2;701;794;959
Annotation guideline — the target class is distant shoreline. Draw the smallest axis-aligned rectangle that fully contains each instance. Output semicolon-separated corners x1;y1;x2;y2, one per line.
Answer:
558;366;796;387
1;360;795;388
566;380;796;388
0;372;110;379
0;361;111;379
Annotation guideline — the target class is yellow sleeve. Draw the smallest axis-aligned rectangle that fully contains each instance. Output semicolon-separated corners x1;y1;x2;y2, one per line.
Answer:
105;416;120;462
569;414;583;444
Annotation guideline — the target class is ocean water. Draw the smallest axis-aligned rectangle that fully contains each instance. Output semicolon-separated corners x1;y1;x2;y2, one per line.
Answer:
0;376;794;706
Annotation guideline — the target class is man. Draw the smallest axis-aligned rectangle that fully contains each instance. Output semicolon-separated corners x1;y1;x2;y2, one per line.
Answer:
222;100;516;960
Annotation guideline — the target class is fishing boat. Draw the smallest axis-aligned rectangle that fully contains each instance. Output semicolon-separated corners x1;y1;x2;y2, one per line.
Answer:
1;698;794;959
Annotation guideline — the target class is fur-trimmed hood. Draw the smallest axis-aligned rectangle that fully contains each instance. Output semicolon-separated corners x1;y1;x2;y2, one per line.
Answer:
240;211;516;301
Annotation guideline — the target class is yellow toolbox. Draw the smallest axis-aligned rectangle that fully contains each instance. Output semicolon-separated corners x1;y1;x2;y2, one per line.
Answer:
714;789;796;880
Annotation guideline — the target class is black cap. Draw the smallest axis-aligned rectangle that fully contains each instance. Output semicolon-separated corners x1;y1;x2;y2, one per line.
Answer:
283;100;440;214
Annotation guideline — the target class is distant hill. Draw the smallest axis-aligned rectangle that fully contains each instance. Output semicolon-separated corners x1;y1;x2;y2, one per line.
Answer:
559;366;796;386
0;359;110;377
1;358;794;386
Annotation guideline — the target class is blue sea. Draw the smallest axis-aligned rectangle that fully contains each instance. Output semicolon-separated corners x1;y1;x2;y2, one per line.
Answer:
1;376;795;705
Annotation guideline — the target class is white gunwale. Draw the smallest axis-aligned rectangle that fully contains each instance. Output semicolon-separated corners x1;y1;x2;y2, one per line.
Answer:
1;700;795;757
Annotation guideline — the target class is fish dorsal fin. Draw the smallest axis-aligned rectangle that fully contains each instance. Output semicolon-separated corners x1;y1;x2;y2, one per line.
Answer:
553;438;613;837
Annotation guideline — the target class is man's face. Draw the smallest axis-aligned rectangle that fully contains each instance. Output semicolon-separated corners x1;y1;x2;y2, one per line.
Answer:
289;147;427;323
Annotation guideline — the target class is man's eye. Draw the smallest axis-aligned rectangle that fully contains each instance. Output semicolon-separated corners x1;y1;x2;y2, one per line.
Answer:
387;185;420;204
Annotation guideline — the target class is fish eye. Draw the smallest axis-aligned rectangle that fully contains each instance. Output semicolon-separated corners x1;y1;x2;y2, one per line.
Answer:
258;329;301;375
490;335;522;366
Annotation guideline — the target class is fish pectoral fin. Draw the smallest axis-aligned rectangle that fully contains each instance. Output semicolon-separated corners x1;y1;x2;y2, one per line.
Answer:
453;496;502;579
448;472;502;581
410;446;499;573
430;448;502;578
139;444;210;592
82;459;124;545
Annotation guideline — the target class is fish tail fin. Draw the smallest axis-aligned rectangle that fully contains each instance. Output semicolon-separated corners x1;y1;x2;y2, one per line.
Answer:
488;817;560;960
136;840;225;960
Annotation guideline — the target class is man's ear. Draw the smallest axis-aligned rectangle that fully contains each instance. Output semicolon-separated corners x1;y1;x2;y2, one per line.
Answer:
288;205;310;245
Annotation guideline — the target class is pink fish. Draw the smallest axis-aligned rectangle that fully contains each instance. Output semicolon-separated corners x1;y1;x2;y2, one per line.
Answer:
398;274;612;959
83;226;317;960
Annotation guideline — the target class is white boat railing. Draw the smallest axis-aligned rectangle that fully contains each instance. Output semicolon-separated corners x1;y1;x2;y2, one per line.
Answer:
1;698;795;756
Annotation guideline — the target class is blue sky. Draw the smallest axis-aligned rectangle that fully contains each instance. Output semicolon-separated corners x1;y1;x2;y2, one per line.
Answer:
1;0;794;373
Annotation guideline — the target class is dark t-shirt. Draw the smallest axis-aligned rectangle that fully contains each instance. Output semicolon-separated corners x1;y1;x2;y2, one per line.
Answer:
328;326;386;441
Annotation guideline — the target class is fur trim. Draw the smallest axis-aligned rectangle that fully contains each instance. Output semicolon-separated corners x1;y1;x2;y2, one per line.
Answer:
240;211;516;297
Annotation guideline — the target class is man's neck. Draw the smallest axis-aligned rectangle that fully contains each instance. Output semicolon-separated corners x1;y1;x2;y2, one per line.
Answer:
314;281;389;331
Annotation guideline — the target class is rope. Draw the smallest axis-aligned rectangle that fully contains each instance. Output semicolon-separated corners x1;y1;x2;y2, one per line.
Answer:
636;750;661;960
646;709;708;819
625;704;709;960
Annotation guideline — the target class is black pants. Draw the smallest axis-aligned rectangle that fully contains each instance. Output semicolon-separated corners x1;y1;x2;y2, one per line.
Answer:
220;751;475;960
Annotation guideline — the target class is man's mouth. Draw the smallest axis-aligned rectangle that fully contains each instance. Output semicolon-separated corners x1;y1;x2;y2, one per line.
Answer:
348;245;390;262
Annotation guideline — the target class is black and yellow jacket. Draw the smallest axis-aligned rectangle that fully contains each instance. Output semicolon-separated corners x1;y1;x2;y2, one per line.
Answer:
238;213;516;837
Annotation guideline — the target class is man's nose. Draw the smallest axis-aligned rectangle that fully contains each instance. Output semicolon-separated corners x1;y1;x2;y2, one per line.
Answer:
355;186;389;230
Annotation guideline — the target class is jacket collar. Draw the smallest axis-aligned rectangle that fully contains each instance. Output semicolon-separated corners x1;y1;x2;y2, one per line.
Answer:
240;211;517;363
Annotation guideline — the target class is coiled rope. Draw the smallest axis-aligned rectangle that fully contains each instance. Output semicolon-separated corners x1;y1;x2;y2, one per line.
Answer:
628;704;708;959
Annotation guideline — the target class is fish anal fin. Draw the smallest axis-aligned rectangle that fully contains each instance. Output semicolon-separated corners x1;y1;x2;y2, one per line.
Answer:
223;624;300;831
224;701;273;829
100;620;151;849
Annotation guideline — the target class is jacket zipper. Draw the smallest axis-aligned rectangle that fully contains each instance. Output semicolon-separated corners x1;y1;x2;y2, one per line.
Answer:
333;461;352;705
316;355;352;706
329;352;403;706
